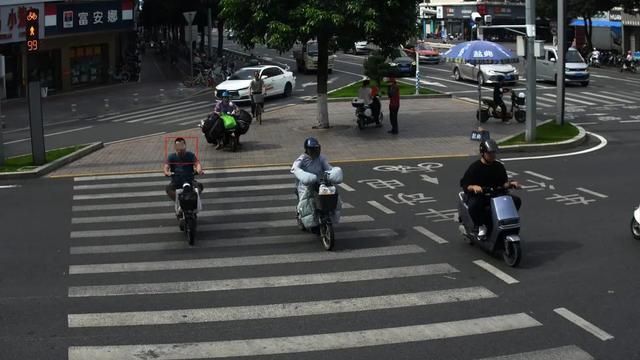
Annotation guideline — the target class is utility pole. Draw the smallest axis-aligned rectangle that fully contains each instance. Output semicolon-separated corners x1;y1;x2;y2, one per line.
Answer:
207;8;213;59
556;0;566;126
525;0;537;142
26;8;45;165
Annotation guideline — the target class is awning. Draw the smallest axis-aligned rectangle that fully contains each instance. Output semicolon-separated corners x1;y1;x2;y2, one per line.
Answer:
570;19;622;28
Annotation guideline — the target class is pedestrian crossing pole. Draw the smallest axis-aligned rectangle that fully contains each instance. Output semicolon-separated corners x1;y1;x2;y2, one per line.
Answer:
26;8;46;165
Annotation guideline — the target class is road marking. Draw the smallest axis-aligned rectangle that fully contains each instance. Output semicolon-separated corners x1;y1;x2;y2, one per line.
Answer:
576;187;608;198
580;91;634;104
554;307;614;341
69;228;398;255
337;182;355;192
125;103;211;123
73;166;291;182
73;173;293;190
473;260;519;284
600;90;640;101
542;93;595;106
0;185;20;189
73;183;292;200
568;93;616;105
584;113;607;116
68;263;458;297
72;194;296;212
156;112;209;125
572;122;598;126
70;215;373;238
67;313;540;359
109;101;208;123
523;171;554;181
502;132;607;162
68;286;496;327
69;245;423;274
367;200;395;214
96;101;196;122
476;345;594;360
71;204;353;224
3;126;94;145
104;132;166;145
620;119;640;123
413;226;448;244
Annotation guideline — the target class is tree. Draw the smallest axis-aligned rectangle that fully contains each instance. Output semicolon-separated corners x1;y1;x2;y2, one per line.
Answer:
220;0;418;128
537;0;615;52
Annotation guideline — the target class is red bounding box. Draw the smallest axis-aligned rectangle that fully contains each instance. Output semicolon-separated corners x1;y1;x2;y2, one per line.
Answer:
164;136;200;166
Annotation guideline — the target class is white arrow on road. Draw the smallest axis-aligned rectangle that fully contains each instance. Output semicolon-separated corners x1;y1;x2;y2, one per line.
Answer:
421;174;439;185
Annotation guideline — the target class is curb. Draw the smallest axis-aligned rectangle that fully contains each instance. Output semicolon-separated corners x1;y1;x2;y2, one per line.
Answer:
304;93;452;103
0;142;104;180
500;122;587;152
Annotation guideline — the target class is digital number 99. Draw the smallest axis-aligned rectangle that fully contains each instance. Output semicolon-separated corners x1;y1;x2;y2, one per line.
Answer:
28;40;39;52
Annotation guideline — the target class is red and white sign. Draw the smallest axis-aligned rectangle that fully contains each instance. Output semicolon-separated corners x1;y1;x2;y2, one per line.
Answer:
45;3;56;26
0;3;45;44
122;0;133;21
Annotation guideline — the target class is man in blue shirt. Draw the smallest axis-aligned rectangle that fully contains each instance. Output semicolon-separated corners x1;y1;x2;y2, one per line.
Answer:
163;137;204;202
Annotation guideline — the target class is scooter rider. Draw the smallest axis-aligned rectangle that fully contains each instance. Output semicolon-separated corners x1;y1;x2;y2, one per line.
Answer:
493;78;509;123
163;137;204;206
214;91;239;115
460;139;521;237
291;137;333;199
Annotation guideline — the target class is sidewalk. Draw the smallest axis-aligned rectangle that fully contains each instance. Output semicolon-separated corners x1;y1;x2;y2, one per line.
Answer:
1;51;210;131
50;98;524;176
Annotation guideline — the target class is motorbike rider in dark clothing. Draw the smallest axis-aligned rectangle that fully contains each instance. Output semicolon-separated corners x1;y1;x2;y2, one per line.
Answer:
164;138;204;207
460;139;521;237
493;78;510;123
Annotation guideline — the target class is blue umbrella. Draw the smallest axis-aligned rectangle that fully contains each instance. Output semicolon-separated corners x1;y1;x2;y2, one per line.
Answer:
443;41;519;65
443;41;519;123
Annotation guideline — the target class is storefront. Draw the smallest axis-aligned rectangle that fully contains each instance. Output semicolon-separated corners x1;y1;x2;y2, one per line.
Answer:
40;0;135;93
433;3;526;41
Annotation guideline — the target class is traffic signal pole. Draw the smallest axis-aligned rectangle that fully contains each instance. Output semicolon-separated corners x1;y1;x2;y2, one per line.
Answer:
26;8;45;165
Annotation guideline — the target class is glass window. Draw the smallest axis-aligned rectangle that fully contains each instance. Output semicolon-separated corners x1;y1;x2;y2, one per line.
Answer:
70;44;108;87
566;50;585;63
229;69;256;80
547;51;556;61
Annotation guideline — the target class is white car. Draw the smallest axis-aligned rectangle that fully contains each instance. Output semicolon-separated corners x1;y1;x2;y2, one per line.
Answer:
354;41;370;55
215;65;296;102
452;63;519;85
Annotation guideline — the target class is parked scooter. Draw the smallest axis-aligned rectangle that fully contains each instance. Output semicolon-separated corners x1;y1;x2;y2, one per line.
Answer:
476;98;509;123
351;97;383;129
457;185;523;267
296;171;341;251
510;91;526;123
172;174;202;246
621;60;637;73
632;205;640;240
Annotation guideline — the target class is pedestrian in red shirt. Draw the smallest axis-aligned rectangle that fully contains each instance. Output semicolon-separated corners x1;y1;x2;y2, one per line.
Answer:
388;78;400;134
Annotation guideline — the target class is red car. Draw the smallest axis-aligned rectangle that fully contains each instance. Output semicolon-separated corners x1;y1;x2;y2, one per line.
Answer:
404;42;441;64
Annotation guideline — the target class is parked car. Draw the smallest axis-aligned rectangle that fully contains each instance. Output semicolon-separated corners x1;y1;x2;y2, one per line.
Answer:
293;40;337;73
215;65;296;102
452;62;519;85
403;42;441;64
353;41;371;55
536;46;589;86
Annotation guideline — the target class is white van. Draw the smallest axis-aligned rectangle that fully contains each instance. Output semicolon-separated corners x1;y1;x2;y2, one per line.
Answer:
536;46;589;87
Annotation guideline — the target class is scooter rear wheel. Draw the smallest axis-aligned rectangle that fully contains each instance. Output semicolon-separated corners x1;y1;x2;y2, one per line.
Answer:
514;110;526;123
320;222;335;251
503;241;521;267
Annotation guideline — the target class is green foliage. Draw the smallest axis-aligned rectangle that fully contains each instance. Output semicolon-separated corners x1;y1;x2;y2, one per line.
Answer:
0;145;85;172
363;55;388;85
328;80;439;98
500;122;579;145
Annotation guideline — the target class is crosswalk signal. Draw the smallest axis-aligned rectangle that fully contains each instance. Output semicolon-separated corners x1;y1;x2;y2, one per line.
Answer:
26;8;39;53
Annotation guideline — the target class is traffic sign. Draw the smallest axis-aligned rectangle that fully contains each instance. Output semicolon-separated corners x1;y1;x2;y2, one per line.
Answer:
26;8;40;53
183;11;197;25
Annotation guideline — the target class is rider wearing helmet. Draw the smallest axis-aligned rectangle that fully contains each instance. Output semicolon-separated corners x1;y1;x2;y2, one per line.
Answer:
214;90;239;115
291;137;333;198
460;139;521;237
492;77;509;123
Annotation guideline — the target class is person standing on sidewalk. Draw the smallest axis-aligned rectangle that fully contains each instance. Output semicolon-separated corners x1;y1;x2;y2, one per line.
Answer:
250;71;266;123
388;78;400;135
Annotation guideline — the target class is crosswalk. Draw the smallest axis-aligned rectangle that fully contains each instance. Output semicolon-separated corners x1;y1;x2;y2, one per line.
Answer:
65;166;595;359
96;99;212;126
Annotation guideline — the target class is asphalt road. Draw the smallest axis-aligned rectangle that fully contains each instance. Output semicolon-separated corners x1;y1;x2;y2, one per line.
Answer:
1;117;639;359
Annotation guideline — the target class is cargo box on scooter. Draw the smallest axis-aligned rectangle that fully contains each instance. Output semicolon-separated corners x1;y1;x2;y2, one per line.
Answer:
179;190;199;211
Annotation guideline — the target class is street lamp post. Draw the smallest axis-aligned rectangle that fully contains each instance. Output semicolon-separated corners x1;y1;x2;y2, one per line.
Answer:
525;0;537;142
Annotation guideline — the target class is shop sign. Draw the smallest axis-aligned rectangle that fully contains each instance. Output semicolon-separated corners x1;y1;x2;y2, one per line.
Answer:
0;3;45;44
45;0;134;36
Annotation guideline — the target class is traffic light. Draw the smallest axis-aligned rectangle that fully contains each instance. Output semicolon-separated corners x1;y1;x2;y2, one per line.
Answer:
26;8;39;53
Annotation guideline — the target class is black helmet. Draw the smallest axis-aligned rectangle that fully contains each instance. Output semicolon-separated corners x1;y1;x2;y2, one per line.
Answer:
480;139;499;154
303;137;320;150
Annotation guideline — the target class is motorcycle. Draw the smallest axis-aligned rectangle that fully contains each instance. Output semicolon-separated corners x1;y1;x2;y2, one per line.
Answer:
296;170;342;251
457;186;523;267
510;91;526;124
351;98;383;129
172;175;202;246
199;110;252;152
621;60;637;73
632;205;640;240
589;53;601;68
476;98;510;123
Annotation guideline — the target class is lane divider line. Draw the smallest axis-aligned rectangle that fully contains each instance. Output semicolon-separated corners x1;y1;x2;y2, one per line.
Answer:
553;307;614;341
367;200;395;214
413;226;448;244
473;260;519;285
338;183;355;192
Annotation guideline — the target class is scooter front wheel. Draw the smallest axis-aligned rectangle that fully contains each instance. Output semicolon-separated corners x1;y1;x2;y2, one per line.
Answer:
320;222;335;251
503;241;521;267
185;217;196;246
631;217;640;240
